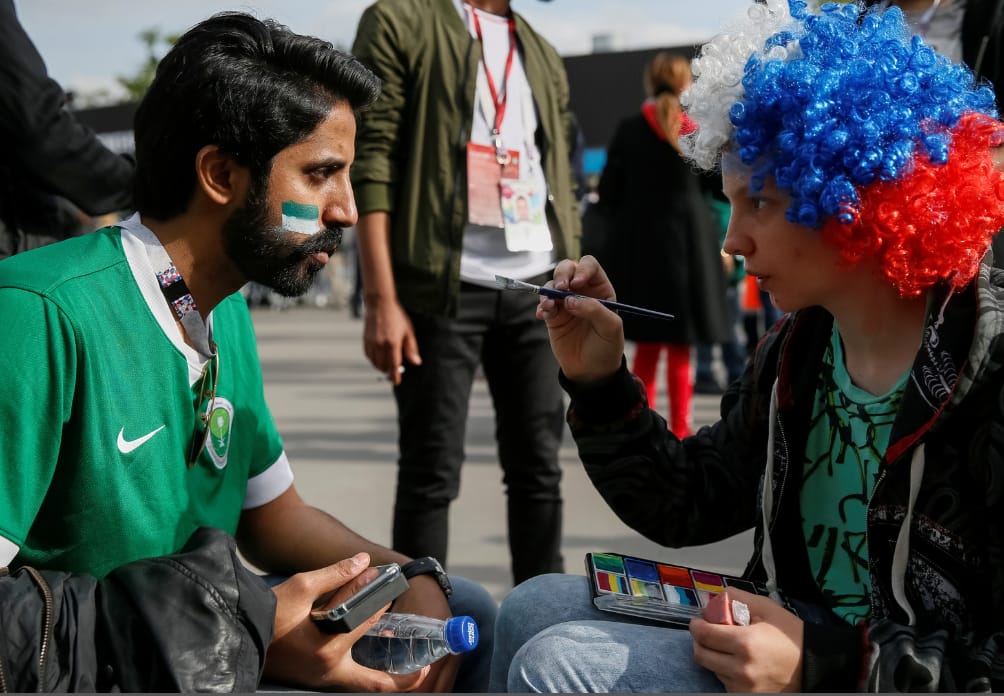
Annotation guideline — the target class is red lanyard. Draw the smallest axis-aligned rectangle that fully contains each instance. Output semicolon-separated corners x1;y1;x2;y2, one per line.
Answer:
468;4;516;163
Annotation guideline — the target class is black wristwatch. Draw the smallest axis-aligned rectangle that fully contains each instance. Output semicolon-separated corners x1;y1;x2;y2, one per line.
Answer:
400;556;452;598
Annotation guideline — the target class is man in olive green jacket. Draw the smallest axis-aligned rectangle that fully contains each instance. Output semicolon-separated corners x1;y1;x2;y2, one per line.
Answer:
352;0;580;585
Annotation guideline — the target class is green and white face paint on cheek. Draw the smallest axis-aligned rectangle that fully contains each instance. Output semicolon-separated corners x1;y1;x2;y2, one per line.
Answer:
281;201;321;235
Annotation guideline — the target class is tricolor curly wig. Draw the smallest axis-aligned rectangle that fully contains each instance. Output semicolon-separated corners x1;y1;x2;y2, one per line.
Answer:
681;0;1004;296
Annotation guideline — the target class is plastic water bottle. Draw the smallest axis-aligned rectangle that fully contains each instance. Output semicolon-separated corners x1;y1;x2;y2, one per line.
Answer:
351;612;479;674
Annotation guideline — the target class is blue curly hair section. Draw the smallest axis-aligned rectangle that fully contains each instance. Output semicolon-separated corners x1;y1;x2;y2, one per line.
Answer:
731;0;997;229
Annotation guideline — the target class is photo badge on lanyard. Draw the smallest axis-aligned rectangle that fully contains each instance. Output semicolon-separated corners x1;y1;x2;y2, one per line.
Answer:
465;142;551;252
464;3;551;252
500;176;551;252
467;141;519;228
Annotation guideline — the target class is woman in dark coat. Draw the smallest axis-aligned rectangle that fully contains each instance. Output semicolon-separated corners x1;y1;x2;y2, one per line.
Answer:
593;52;729;435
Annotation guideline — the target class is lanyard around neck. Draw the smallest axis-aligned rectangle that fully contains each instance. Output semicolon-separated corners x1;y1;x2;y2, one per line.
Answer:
155;262;211;355
468;4;517;163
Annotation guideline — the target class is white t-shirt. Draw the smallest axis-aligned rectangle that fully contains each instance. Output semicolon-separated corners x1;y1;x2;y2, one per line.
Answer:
455;1;556;285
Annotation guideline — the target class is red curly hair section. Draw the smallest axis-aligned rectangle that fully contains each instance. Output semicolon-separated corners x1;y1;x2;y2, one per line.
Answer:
821;113;1004;297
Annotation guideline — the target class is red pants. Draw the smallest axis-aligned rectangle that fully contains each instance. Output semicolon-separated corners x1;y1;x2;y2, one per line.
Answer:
631;342;692;436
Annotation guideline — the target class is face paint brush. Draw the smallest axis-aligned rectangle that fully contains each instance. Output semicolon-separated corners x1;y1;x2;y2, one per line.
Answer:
494;275;674;321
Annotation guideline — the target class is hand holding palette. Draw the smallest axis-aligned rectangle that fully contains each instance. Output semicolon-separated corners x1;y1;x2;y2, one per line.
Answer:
585;552;783;627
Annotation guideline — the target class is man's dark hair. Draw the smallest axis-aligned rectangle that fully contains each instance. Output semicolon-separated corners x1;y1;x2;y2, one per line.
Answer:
133;12;380;220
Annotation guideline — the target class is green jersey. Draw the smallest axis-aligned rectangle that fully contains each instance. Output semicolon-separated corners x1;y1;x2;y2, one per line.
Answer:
0;219;289;577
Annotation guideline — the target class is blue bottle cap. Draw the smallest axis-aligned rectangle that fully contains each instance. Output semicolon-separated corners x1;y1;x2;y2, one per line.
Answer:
444;615;479;653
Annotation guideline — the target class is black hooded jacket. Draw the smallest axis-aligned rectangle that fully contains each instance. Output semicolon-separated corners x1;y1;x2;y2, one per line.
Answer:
562;264;1004;691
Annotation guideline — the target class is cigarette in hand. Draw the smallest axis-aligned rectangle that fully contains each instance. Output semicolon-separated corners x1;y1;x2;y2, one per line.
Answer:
383;365;406;381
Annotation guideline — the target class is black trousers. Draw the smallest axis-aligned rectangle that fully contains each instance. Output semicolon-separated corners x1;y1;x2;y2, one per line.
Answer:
392;277;566;584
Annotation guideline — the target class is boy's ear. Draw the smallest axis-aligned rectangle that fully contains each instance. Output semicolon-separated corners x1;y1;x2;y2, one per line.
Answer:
194;145;249;207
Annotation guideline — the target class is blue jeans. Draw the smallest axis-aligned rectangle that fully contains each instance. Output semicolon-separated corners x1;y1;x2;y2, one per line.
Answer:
261;574;496;692
489;574;724;692
449;575;498;692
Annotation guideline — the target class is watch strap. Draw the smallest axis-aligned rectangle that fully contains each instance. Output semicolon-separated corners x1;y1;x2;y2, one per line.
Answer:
400;556;452;598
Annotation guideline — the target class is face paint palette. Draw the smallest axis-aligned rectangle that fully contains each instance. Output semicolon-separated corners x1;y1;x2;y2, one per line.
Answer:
585;552;778;626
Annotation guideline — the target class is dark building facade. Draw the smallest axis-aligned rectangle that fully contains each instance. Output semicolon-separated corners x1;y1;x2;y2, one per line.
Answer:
564;45;698;151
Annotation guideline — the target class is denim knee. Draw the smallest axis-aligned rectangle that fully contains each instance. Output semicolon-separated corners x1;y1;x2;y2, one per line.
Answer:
496;574;587;642
489;574;598;691
507;620;724;693
448;575;499;693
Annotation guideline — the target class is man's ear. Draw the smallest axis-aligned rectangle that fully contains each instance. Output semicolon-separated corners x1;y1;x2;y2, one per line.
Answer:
194;145;249;207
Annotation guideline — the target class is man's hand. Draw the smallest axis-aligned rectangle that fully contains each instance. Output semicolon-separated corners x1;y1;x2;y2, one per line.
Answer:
689;589;804;692
363;296;420;385
264;553;429;692
536;255;625;384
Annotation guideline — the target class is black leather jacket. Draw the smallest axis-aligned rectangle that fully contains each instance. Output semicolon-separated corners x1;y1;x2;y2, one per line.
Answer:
0;527;275;692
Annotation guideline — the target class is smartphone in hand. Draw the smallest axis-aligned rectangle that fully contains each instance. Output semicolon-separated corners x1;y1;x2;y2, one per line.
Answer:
310;562;410;633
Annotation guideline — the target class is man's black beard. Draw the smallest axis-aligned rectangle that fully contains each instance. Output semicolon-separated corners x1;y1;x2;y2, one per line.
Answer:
221;185;343;297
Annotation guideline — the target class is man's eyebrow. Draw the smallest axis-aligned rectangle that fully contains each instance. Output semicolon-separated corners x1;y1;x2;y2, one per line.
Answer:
304;155;348;169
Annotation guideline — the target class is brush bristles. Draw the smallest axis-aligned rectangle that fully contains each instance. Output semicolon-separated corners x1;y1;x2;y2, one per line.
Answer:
494;275;539;293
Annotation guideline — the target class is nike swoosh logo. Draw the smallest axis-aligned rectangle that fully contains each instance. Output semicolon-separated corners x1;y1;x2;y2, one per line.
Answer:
117;425;166;454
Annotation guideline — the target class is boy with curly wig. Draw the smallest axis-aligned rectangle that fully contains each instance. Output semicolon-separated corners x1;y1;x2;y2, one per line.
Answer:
488;0;1004;691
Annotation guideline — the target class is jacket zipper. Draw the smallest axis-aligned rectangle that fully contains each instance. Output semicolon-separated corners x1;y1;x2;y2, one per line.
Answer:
865;467;888;620
749;397;792;580
24;567;53;692
767;408;791;537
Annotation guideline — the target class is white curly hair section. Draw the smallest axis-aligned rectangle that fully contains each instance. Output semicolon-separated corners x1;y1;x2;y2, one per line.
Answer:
680;0;799;171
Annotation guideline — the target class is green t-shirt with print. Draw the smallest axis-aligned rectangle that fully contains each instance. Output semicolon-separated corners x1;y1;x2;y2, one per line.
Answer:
801;323;908;623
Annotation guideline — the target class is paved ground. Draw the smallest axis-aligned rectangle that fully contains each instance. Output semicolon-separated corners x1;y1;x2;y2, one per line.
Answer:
252;300;752;603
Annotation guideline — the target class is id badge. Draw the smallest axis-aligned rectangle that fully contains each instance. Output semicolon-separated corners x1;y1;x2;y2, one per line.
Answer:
467;142;520;228
500;178;552;252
